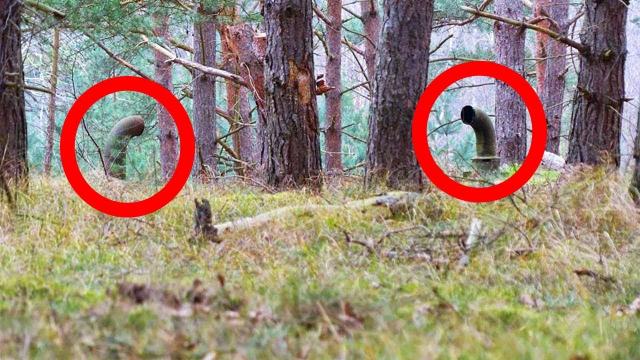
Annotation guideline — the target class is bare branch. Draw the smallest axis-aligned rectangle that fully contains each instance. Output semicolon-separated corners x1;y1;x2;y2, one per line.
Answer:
430;34;454;55
24;0;66;18
84;32;151;80
141;35;248;87
460;6;587;53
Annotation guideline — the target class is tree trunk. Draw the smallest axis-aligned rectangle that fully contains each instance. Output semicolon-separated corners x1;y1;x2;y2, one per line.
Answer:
534;0;550;96
567;0;628;167
225;66;242;173
536;0;569;154
631;104;640;205
236;87;257;167
262;0;322;189
153;14;178;179
365;0;434;190
324;0;343;174
220;23;265;172
0;0;28;184
44;27;60;176
220;7;258;178
494;0;527;164
192;3;217;181
359;0;380;83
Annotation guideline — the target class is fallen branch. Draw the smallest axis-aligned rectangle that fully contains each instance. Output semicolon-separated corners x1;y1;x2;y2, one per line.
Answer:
214;192;421;235
343;230;377;255
574;269;616;284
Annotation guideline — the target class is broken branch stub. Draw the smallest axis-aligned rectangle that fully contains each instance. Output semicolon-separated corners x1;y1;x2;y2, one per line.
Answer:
104;116;145;179
194;199;220;243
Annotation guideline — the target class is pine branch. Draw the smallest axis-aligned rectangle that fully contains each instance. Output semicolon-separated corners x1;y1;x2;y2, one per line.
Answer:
460;6;588;54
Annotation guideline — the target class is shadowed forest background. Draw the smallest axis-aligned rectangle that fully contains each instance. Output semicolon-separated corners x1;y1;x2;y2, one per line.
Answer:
1;0;640;358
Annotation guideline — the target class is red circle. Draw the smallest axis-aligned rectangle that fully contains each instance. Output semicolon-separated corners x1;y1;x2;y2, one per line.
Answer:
412;61;547;203
60;76;195;217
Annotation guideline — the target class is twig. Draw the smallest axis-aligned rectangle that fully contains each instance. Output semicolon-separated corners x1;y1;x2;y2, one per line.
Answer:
81;119;108;177
430;34;454;55
343;230;377;255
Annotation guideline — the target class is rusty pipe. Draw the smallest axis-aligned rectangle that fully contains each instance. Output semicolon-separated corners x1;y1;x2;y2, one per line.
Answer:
104;116;145;179
461;105;500;171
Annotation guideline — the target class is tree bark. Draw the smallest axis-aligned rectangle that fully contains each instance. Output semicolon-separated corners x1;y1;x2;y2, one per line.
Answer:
262;0;322;189
632;104;640;205
236;87;256;166
44;27;60;176
0;0;28;184
220;23;266;173
153;14;178;179
192;3;217;181
220;7;258;177
324;0;342;174
359;0;380;83
494;0;527;164
365;0;433;190
534;0;550;96
536;0;569;154
567;0;628;167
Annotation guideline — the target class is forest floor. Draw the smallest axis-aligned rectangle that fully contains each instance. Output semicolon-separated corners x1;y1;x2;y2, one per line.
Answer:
0;168;639;359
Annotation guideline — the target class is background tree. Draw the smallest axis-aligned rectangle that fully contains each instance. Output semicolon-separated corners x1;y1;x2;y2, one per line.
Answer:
0;0;28;185
192;2;218;180
494;0;527;164
262;0;322;189
43;27;60;176
324;0;343;174
534;0;550;99
365;0;434;190
153;13;178;179
535;0;569;154
221;22;266;173
220;6;257;177
359;0;380;83
567;0;628;167
632;104;640;205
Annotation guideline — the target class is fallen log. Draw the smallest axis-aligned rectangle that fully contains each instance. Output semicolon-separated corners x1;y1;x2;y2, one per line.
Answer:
214;191;421;236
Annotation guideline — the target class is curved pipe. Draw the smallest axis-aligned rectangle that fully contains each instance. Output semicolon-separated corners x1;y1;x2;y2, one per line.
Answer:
104;116;145;179
461;105;500;171
461;105;497;158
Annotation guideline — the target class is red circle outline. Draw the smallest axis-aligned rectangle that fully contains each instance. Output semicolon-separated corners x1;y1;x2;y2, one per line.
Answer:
60;76;195;217
412;61;547;203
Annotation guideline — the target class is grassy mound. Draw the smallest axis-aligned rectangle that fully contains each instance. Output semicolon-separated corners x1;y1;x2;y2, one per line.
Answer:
0;168;639;358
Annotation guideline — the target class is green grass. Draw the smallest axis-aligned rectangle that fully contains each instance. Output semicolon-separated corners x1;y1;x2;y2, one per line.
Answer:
0;168;639;359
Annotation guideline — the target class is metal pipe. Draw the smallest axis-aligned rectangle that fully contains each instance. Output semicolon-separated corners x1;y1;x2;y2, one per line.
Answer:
104;116;145;179
460;105;500;171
